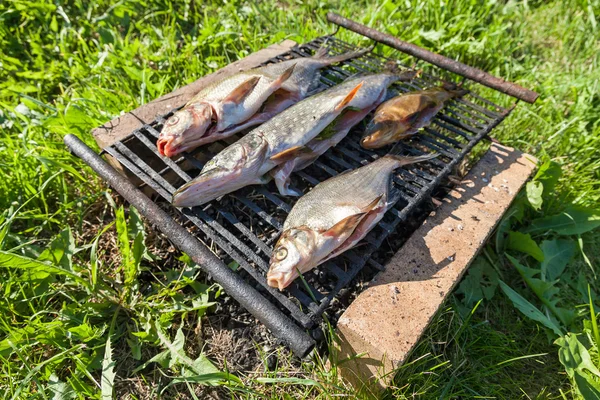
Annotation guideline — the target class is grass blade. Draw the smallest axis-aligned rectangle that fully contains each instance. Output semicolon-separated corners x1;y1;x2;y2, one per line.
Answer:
101;309;119;400
578;235;596;277
589;285;600;352
255;377;324;388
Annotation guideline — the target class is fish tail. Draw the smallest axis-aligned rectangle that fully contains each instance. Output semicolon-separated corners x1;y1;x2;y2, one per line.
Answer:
312;46;372;65
381;61;420;82
384;152;439;167
441;81;469;98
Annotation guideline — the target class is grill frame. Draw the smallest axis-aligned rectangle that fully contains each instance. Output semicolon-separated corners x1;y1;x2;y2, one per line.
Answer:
66;18;536;358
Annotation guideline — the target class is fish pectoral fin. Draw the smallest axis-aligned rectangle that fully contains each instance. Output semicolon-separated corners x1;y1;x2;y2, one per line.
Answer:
322;212;366;238
334;81;364;112
361;194;384;213
269;145;311;163
272;63;296;87
403;111;423;126
222;76;262;105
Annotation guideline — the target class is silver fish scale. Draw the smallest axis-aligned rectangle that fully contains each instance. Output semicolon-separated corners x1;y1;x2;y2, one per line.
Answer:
326;73;400;109
190;58;327;104
258;88;353;152
203;82;360;181
283;156;401;231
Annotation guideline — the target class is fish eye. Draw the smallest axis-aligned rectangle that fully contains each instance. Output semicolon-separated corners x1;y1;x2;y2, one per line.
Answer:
274;247;288;261
168;115;179;125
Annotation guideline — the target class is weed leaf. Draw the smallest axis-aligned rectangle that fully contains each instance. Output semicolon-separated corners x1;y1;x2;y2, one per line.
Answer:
506;254;574;327
499;280;563;336
526;181;544;211
48;373;76;400
38;227;76;272
0;250;89;288
541;239;576;281
534;160;562;196
456;256;498;306
524;206;600;235
145;322;225;384
574;371;600;400
556;333;600;378
507;231;544;261
127;207;145;241
495;199;525;253
115;206;131;269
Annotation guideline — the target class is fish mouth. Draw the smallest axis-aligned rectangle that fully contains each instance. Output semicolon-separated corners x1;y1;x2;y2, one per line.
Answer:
361;121;408;149
157;129;218;158
157;104;216;157
157;136;181;158
266;270;299;291
171;166;240;208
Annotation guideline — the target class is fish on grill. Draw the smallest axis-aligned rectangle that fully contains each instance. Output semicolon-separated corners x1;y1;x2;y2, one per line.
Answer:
270;69;417;196
361;84;468;149
171;80;366;207
266;153;437;291
156;46;370;157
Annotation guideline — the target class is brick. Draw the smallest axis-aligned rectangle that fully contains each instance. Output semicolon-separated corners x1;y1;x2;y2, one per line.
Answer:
335;143;537;391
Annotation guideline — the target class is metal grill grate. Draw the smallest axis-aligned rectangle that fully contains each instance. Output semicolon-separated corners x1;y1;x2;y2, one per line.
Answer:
100;35;512;331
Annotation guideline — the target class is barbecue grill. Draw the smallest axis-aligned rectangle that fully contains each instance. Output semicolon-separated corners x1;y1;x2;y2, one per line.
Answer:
65;14;538;358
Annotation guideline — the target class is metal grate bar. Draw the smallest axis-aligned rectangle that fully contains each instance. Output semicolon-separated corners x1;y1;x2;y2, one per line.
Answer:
217;208;272;256
234;194;284;231
192;207;268;270
423;127;465;149
104;147;172;199
134;130;192;182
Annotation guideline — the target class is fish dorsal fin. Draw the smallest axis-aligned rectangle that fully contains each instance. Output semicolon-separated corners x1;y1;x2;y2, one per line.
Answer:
334;81;364;112
313;45;328;59
223;76;261;105
269;145;311;163
322;212;366;238
361;194;384;213
273;63;296;87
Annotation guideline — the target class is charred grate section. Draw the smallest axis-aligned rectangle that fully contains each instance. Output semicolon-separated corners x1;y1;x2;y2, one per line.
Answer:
100;35;512;330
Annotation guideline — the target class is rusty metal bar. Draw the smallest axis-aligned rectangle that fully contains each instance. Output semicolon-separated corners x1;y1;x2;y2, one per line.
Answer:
326;12;539;104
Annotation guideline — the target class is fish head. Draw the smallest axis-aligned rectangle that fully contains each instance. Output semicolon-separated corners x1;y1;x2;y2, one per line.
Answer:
361;117;411;149
267;227;319;290
171;134;268;207
157;103;214;157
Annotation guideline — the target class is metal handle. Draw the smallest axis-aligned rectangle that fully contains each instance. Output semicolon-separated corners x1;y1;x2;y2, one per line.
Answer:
327;12;539;104
64;134;315;358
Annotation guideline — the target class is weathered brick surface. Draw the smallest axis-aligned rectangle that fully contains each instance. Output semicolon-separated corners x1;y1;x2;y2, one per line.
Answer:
336;143;537;390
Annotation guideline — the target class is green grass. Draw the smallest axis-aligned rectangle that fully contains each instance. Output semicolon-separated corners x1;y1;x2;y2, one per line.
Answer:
1;0;599;398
